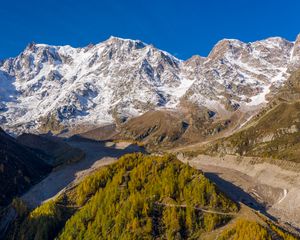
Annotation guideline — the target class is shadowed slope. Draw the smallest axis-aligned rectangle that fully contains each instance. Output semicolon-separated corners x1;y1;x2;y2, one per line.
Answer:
0;128;51;207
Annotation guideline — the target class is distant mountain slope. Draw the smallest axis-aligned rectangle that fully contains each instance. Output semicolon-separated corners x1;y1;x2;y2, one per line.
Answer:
195;68;300;163
0;128;51;207
115;107;236;149
118;110;189;146
0;35;300;134
17;133;84;166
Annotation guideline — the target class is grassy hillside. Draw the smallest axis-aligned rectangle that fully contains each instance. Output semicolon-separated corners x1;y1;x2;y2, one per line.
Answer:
6;153;297;240
115;106;238;150
118;110;190;147
199;101;300;162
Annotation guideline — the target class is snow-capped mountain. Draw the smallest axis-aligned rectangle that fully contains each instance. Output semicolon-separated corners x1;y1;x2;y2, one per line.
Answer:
0;35;299;134
184;37;293;111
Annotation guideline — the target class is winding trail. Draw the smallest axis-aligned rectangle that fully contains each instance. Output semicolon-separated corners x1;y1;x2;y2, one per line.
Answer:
277;189;288;204
154;202;237;216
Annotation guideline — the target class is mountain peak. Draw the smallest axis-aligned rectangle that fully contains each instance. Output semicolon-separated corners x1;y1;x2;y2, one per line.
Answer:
207;38;245;60
292;33;300;55
295;33;300;42
24;42;55;52
262;36;289;43
183;55;205;68
288;33;300;71
106;36;146;46
107;35;136;41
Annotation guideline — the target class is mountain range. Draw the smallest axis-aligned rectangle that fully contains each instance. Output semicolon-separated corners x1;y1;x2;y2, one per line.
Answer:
1;35;300;135
1;34;300;239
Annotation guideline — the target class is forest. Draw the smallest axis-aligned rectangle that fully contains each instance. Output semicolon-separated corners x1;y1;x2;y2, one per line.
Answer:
58;153;237;239
6;153;297;240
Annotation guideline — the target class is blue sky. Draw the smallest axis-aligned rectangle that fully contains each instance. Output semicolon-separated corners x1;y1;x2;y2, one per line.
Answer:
0;0;299;60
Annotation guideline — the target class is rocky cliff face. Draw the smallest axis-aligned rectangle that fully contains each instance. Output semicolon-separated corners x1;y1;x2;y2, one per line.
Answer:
289;34;300;72
0;35;299;134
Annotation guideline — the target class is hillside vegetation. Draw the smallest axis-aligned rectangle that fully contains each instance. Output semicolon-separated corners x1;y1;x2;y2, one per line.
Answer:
8;153;238;239
6;153;297;240
58;153;237;240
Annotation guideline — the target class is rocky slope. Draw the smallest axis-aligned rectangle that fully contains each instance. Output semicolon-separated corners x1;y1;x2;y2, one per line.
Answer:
192;68;300;163
0;127;87;208
1;35;300;134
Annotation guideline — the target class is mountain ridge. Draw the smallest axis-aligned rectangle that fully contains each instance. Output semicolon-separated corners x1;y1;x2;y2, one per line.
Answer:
0;35;300;135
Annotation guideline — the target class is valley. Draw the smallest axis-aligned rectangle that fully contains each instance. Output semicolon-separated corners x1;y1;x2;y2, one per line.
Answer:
21;137;144;208
2;0;300;238
1;34;300;239
0;130;299;239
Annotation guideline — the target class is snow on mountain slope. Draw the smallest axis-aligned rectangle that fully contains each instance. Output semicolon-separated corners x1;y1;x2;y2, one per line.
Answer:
0;37;185;133
182;37;294;112
0;35;299;134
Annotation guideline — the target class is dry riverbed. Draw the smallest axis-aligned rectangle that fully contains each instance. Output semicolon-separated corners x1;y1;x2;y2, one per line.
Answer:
178;154;300;232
